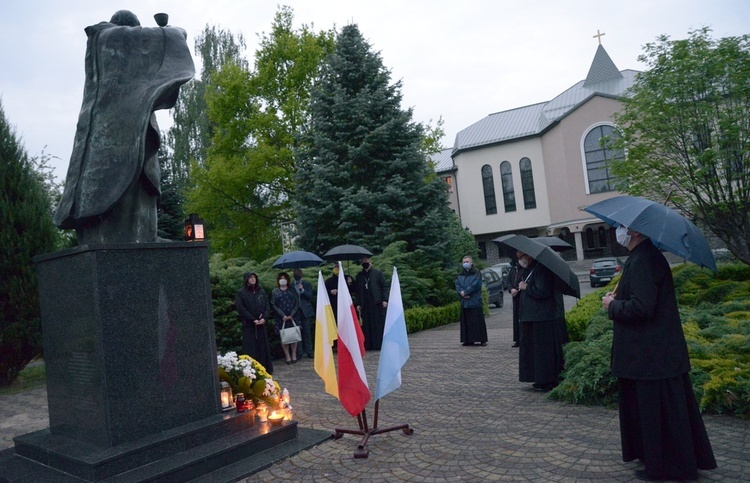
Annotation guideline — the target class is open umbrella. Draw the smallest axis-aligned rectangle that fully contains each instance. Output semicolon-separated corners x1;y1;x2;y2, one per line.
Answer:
494;234;581;298
323;244;373;261
583;195;716;271
535;236;574;252
272;250;324;269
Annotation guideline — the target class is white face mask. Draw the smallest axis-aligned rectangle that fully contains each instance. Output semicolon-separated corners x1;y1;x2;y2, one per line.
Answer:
279;279;288;287
616;226;631;248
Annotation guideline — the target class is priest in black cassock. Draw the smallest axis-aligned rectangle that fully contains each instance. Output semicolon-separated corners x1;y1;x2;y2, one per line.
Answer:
602;227;716;481
516;251;565;391
355;256;388;350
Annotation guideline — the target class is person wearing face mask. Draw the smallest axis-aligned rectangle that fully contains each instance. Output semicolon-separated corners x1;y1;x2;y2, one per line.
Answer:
271;272;301;364
236;272;273;374
292;268;315;360
355;256;388;350
516;250;564;391
455;256;488;346
602;227;716;481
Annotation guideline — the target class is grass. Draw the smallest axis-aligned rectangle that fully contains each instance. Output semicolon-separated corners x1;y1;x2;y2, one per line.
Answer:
0;361;46;396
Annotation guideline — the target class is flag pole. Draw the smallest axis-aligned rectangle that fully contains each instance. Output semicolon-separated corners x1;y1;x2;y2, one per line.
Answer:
333;401;413;458
332;266;413;458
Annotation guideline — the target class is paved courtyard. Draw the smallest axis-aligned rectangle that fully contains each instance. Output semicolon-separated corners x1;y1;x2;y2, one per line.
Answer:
1;304;748;481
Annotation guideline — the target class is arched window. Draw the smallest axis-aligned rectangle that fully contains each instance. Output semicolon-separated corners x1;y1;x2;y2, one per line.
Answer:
519;157;536;209
586;228;595;248
500;161;516;212
598;226;607;247
583;124;623;193
481;165;497;215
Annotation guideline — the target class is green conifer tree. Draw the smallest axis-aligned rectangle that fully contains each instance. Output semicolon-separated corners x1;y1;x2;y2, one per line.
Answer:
0;100;58;386
295;24;455;264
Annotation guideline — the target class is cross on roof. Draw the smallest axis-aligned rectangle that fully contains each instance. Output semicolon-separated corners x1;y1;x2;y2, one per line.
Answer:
593;29;605;45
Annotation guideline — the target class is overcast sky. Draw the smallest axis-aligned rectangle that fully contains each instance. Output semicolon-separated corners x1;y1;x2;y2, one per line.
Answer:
1;0;748;182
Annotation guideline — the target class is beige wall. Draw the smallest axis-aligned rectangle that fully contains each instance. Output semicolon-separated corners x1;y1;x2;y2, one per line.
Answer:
541;95;625;225
451;95;628;261
454;137;550;236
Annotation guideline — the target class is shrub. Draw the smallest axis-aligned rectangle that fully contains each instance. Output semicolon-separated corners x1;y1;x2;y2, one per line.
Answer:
405;303;460;333
565;287;609;341
550;326;617;407
556;262;750;420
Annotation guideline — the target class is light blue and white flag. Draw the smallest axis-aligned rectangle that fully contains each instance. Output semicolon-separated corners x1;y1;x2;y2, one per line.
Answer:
375;267;410;400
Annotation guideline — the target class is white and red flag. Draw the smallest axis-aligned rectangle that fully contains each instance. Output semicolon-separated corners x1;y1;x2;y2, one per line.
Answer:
335;262;370;416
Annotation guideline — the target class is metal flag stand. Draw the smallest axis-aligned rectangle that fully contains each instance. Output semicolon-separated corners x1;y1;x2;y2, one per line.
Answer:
333;399;413;458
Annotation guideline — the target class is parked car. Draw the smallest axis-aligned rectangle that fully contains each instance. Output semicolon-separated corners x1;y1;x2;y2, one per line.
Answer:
589;257;624;288
491;262;512;280
481;268;504;308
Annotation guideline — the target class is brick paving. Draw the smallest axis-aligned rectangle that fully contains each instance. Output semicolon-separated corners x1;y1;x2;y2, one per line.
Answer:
1;305;748;482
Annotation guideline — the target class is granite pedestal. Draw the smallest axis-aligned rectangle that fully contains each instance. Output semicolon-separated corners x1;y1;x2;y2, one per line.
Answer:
1;243;332;482
33;242;219;447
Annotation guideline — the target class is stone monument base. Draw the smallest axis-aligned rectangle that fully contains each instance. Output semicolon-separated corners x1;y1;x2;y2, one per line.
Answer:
0;242;331;481
1;411;330;481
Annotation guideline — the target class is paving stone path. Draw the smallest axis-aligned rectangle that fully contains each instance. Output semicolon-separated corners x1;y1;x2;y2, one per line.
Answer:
1;306;748;482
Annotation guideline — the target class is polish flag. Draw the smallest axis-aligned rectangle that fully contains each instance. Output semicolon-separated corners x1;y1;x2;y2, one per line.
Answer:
336;262;370;416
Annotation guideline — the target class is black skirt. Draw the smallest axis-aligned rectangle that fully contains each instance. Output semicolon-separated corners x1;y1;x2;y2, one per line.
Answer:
618;374;717;480
460;307;487;344
518;318;565;385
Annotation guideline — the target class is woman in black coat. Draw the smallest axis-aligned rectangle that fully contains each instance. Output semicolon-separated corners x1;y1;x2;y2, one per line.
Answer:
602;228;716;481
235;272;273;374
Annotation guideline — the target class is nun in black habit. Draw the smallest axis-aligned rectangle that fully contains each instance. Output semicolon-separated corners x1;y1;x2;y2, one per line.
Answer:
235;273;274;374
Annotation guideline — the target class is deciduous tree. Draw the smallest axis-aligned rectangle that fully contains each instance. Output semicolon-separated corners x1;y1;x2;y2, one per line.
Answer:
613;28;750;264
188;6;334;259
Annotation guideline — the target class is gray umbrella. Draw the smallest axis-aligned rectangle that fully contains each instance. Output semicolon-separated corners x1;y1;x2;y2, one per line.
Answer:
536;236;575;252
583;195;716;271
272;250;324;269
323;244;373;261
493;234;581;298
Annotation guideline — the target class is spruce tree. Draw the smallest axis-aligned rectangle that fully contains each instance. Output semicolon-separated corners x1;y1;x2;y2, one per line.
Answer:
295;24;454;263
0;100;58;386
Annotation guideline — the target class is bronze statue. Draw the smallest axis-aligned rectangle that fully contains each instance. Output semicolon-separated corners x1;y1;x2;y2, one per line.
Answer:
54;11;195;244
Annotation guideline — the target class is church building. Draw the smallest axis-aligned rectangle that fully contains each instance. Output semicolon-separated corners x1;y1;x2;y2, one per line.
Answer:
436;41;637;263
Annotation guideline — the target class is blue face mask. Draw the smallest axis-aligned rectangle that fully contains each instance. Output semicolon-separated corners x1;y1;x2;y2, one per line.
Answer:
462;262;471;270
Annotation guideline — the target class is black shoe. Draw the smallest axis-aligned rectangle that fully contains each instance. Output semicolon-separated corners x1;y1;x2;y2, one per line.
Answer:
512;342;520;348
634;470;667;481
286;360;292;365
461;342;471;346
480;342;487;346
532;383;554;392
291;359;297;364
307;353;314;358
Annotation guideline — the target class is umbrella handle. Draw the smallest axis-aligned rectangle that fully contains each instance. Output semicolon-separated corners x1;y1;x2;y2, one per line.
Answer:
610;281;619;298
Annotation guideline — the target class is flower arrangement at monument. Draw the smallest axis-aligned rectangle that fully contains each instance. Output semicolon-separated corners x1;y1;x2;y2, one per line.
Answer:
217;351;280;405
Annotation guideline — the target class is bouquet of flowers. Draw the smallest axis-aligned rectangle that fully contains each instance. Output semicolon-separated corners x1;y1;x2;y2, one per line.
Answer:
217;351;280;405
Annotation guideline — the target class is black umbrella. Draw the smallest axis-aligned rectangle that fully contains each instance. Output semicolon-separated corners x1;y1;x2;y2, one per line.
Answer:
272;250;324;269
493;234;581;298
583;195;716;271
322;244;373;261
535;236;575;252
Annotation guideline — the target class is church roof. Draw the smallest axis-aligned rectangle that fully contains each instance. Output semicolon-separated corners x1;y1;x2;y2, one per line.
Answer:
432;147;454;173
452;46;638;153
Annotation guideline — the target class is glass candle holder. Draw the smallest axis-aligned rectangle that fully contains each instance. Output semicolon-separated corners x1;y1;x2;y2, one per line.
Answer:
257;402;268;422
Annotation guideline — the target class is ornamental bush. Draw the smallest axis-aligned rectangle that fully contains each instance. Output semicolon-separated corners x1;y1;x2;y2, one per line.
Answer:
553;263;750;419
